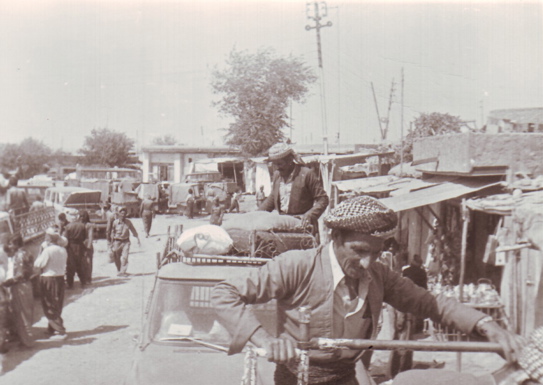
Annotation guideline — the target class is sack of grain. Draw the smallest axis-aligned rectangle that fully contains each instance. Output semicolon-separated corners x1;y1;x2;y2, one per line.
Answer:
177;225;233;255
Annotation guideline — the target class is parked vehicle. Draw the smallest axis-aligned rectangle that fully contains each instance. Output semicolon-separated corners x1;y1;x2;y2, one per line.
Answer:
123;260;276;385
43;186;107;232
203;181;238;213
167;183;202;214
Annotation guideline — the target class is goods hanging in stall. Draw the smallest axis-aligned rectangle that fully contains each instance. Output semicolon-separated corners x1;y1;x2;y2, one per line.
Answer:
466;190;543;336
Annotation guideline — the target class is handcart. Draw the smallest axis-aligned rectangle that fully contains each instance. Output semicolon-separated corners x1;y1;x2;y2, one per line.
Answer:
157;220;318;269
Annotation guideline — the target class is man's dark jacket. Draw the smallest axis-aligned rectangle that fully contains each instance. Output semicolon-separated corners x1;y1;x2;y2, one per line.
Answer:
258;164;329;222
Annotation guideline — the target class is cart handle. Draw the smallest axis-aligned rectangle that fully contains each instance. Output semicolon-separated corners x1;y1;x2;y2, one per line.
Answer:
300;338;503;354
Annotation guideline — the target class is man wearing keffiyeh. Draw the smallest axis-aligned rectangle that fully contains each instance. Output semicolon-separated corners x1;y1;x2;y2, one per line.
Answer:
212;196;523;385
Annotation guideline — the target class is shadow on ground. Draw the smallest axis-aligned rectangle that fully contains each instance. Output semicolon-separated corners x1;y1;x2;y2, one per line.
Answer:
2;324;129;374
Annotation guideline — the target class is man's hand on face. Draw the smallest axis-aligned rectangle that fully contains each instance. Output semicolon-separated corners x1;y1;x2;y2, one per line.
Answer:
479;320;526;364
250;327;298;363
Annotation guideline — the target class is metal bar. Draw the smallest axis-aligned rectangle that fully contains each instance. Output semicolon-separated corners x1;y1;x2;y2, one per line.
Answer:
297;307;311;385
307;338;503;353
192;254;270;264
495;242;531;253
414;207;434;231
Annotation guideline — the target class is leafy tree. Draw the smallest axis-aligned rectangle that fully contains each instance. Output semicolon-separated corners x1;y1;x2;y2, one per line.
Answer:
395;112;463;163
151;134;178;146
0;138;53;178
79;128;135;167
211;47;317;156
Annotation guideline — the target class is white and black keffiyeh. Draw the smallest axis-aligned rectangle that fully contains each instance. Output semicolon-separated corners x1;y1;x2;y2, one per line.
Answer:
519;326;543;383
324;195;397;237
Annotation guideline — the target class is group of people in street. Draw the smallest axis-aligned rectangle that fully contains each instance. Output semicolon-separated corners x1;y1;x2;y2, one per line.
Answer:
0;224;70;372
56;211;94;288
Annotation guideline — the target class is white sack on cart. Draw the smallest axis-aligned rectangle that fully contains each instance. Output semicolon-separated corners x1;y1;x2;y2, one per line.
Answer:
223;211;302;232
176;225;233;255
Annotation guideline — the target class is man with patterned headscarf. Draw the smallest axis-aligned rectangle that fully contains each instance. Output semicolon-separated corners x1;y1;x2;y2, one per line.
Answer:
258;142;329;239
212;196;523;385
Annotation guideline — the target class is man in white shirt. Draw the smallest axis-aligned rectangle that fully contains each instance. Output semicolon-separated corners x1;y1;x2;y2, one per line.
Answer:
34;227;68;340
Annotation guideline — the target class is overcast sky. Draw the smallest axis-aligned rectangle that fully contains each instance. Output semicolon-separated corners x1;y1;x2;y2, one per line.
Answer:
1;0;542;152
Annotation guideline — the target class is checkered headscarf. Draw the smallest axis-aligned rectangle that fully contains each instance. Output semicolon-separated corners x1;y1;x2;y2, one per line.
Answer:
519;326;543;383
324;195;397;237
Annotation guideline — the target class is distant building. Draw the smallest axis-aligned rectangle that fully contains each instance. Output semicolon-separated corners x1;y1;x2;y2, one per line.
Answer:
413;132;543;178
486;108;543;133
141;145;240;183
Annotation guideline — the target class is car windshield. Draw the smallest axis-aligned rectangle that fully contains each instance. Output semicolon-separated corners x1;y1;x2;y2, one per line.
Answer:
149;279;276;347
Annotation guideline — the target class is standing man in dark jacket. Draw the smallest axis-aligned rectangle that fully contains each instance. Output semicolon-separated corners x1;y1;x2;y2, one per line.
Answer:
63;211;88;289
259;143;329;238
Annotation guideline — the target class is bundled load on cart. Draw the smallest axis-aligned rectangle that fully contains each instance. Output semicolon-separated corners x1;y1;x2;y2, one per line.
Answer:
159;211;317;268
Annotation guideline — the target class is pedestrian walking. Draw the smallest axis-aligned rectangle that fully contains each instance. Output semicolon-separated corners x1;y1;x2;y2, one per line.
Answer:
185;189;195;219
63;211;88;289
229;189;241;213
2;233;35;347
79;210;94;284
139;194;155;237
33;227;68;340
209;197;224;226
108;207;140;277
5;176;29;216
255;185;266;208
105;203;116;263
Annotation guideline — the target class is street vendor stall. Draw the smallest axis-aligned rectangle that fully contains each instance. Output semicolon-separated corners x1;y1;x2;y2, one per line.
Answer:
466;190;543;336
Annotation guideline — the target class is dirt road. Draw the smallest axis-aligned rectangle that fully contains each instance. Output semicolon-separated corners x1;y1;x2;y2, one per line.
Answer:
2;212;210;385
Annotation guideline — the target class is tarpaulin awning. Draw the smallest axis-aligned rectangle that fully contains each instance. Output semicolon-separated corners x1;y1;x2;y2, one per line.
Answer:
380;179;503;212
466;189;543;215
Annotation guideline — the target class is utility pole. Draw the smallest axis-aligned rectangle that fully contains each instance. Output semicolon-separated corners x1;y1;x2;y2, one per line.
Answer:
371;80;395;141
400;67;405;176
306;1;332;155
480;99;485;129
383;79;396;141
371;82;384;140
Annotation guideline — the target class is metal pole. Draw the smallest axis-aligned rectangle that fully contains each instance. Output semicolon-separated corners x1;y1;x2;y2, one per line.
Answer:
306;338;503;353
457;199;470;371
306;1;332;156
400;67;404;176
297;307;311;385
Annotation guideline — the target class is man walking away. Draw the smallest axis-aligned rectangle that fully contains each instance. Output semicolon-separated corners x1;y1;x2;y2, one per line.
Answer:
255;185;266;208
110;207;140;277
139;194;155;237
229;189;241;213
6;176;29;216
63;211;88;289
34;227;68;340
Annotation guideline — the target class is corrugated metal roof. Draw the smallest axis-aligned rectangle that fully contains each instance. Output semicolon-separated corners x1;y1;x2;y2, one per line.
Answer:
332;176;437;195
332;175;399;193
380;179;502;212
